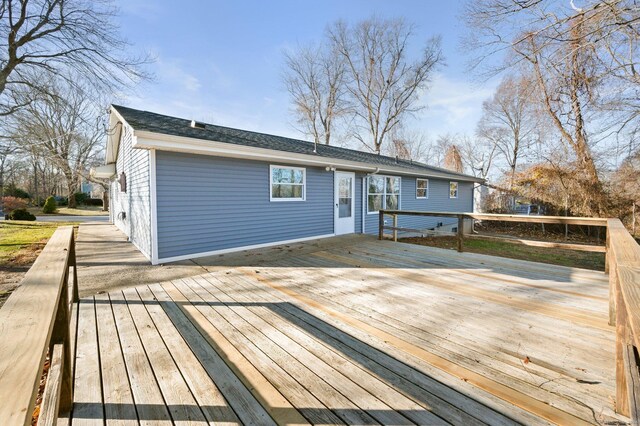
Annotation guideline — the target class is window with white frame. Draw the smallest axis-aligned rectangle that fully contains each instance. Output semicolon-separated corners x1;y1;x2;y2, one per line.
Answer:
367;175;400;213
449;181;458;199
416;178;429;199
270;165;305;201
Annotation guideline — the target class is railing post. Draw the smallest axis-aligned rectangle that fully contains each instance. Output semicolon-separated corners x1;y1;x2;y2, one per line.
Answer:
378;211;384;240
69;233;79;303
615;275;630;416
457;215;464;253
605;226;610;275
609;250;617;327
393;214;398;242
49;259;73;414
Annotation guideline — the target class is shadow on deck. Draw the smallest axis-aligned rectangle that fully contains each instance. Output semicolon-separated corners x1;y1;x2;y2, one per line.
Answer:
68;236;623;425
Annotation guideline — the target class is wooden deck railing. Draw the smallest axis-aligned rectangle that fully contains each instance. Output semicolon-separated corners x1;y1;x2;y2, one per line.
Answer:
379;210;608;253
607;218;640;420
0;226;78;426
379;210;640;419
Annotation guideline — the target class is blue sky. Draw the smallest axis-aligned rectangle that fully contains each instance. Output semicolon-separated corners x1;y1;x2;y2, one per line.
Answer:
116;0;498;143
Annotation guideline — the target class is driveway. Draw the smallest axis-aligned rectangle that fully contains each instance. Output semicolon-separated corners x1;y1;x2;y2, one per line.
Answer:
35;215;109;223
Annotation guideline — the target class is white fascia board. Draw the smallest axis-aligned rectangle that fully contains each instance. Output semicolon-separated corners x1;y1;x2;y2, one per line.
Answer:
91;163;116;178
132;130;482;183
105;107;128;164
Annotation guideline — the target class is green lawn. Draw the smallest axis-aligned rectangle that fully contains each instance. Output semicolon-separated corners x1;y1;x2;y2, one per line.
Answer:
399;235;606;271
0;221;79;267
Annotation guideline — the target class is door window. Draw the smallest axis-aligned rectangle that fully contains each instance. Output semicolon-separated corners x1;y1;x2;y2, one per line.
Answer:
338;176;352;218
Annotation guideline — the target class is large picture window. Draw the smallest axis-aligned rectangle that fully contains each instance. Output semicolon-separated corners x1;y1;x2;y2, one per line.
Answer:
367;175;400;214
270;165;305;201
416;178;429;199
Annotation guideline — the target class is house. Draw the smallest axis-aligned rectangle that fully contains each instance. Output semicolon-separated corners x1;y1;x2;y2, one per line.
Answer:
93;105;483;265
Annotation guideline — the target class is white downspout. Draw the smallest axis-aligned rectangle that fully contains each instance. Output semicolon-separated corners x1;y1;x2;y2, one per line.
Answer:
361;177;366;233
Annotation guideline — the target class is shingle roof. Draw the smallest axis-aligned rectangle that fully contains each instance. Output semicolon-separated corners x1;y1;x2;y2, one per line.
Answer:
112;105;482;182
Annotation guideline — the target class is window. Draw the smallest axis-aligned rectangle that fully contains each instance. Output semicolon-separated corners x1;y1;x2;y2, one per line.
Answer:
449;181;458;199
416;178;429;199
270;165;305;201
367;175;400;214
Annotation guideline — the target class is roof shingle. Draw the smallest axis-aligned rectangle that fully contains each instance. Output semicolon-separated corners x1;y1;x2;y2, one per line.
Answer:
112;105;482;182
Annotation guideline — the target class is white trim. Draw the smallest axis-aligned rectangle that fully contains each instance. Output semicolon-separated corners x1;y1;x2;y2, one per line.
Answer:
149;149;159;264
154;233;335;265
131;130;482;183
449;181;459;199
131;238;152;262
334;171;356;235
361;175;366;233
269;164;306;202
416;178;429;199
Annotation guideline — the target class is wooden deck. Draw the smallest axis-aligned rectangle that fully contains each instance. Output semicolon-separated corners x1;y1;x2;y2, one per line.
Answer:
66;236;626;425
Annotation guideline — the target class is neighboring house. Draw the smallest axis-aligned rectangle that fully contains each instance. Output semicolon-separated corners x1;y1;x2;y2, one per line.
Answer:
93;105;483;265
80;180;92;195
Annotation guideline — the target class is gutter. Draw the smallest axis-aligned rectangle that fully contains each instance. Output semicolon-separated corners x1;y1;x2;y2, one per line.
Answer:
132;130;483;183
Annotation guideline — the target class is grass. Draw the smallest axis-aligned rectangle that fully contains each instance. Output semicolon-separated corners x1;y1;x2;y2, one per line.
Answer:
399;235;606;271
0;221;79;267
27;205;107;216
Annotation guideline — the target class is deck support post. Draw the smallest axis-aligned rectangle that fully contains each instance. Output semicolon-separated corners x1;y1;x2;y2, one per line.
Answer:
378;211;384;240
457;215;464;253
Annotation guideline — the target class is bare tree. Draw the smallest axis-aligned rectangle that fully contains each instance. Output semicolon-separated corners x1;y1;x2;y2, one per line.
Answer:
463;0;639;215
283;42;348;145
385;128;430;162
429;133;460;168
8;77;104;207
476;74;538;189
443;144;464;173
328;17;443;154
0;0;149;116
0;137;15;213
458;135;498;180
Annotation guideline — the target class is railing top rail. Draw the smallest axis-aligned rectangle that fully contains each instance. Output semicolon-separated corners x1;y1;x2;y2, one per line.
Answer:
0;226;74;426
379;210;608;227
608;218;640;350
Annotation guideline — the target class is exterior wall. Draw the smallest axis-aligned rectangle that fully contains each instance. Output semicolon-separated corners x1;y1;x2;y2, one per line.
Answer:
354;174;363;233
155;152;334;260
109;125;152;259
362;175;474;235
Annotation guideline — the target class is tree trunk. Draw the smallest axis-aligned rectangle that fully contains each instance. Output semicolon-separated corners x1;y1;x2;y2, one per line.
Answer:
67;183;78;208
65;172;79;209
102;189;109;212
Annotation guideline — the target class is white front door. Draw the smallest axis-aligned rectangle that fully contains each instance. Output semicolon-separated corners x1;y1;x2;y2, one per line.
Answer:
334;172;355;235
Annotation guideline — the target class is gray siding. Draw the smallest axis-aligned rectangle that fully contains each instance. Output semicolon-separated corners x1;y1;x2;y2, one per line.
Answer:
363;176;474;235
156;152;334;260
110;125;152;258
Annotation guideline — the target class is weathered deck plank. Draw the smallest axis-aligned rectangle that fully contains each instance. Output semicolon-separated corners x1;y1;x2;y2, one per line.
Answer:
71;299;103;426
67;236;623;426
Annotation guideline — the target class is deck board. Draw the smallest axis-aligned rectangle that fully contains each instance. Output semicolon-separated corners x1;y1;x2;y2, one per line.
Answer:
69;236;626;425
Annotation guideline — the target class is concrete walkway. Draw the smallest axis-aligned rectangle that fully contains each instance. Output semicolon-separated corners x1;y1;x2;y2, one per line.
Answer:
76;223;204;297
